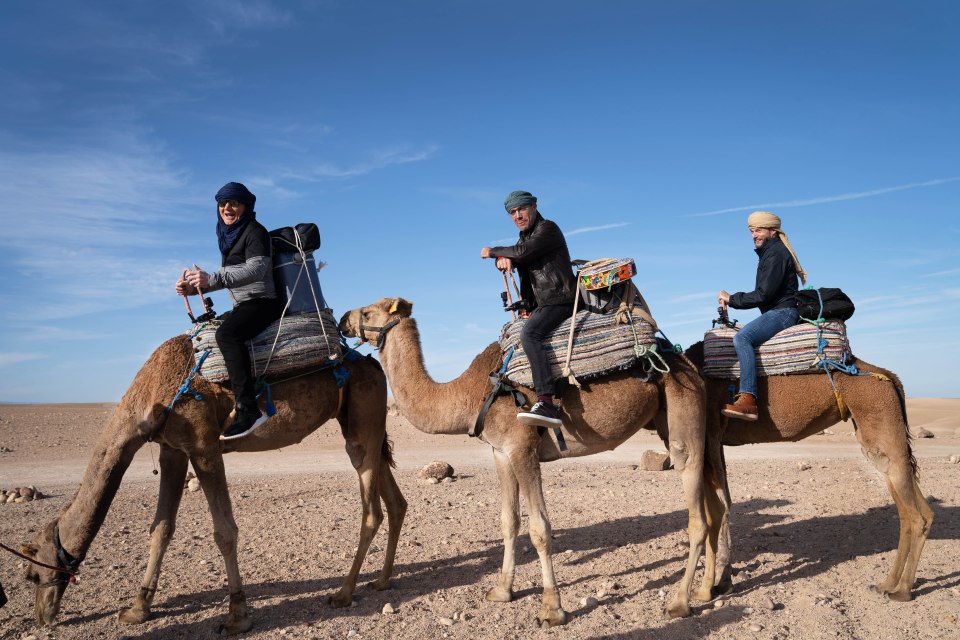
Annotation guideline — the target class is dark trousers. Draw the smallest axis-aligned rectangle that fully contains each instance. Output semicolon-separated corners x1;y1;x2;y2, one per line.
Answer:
216;297;283;410
520;303;574;397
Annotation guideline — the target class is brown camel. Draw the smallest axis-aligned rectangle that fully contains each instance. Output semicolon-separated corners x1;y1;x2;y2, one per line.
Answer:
340;297;720;627
20;334;407;634
686;341;934;601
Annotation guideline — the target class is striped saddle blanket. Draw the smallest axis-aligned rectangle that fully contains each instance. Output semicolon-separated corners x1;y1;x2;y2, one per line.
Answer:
190;311;343;383
499;309;656;388
702;321;851;380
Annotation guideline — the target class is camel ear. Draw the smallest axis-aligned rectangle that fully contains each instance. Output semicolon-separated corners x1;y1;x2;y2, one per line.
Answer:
20;543;38;558
388;298;413;317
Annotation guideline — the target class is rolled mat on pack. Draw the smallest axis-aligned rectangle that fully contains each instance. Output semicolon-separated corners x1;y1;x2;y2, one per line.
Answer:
702;320;852;380
190;311;343;383
499;309;656;388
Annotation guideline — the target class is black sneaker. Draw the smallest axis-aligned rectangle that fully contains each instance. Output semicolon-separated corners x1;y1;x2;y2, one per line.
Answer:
220;407;269;441
517;401;563;427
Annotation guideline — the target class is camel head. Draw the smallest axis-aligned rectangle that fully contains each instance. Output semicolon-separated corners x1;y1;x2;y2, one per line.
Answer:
21;521;76;626
339;297;413;348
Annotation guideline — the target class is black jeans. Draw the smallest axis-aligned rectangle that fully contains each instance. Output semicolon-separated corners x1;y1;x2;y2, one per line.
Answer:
519;303;574;397
216;297;283;410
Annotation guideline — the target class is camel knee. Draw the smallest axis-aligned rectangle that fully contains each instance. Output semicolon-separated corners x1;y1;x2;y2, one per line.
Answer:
669;440;689;472
862;447;891;474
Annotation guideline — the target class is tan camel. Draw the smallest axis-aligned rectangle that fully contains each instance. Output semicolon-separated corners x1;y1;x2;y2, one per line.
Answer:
20;334;407;634
340;297;720;627
686;342;934;601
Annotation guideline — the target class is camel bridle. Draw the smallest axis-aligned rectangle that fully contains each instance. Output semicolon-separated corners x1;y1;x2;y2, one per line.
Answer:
358;315;400;351
0;524;81;588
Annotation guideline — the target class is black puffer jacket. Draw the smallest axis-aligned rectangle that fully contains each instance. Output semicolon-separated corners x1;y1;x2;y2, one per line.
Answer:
489;214;577;308
729;235;798;313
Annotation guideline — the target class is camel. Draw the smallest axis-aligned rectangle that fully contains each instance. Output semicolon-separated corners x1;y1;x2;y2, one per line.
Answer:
339;297;721;627
685;341;934;601
20;334;407;634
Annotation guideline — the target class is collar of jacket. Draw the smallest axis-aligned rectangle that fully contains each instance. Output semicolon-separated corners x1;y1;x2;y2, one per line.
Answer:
519;213;543;239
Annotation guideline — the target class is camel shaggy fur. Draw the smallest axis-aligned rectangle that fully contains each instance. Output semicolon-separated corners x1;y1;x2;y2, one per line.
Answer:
340;298;720;627
686;341;933;601
20;334;406;634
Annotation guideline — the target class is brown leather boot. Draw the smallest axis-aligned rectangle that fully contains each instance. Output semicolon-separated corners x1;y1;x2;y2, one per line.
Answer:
721;393;758;421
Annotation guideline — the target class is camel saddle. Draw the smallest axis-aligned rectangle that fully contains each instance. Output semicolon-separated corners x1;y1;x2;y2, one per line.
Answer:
189;310;343;383
702;320;852;380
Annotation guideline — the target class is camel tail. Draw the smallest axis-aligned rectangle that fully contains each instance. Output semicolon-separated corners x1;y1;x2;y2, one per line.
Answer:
887;368;918;480
381;435;397;470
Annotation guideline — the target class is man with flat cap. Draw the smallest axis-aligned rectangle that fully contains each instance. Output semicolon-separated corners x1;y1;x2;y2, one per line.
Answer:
481;191;577;427
718;211;807;420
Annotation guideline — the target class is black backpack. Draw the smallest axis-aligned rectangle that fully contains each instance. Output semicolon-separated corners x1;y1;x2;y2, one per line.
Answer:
270;223;320;254
796;287;855;321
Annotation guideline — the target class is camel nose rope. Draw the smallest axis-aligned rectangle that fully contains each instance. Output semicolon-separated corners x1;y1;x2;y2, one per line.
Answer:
0;541;78;581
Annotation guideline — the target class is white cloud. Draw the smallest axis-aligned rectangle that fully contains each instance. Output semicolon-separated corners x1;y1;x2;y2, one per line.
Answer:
0;352;45;368
566;223;630;237
278;144;440;182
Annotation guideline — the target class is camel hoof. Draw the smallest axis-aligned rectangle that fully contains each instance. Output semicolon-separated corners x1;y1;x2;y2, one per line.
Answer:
329;592;353;609
666;599;692;619
713;577;734;597
369;578;392;592
485;586;513;603
693;587;714;603
537;608;568;628
216;615;253;636
118;606;151;625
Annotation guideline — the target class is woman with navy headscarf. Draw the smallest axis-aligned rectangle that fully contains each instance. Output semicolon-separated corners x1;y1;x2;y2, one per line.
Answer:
176;182;282;440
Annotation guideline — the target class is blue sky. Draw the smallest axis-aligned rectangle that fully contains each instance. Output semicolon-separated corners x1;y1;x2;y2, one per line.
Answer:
1;1;957;402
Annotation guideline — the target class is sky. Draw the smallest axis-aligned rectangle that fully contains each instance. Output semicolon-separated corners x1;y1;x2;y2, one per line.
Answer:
0;1;957;403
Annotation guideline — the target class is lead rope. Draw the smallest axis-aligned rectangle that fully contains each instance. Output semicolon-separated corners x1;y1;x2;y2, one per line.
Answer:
560;288;582;387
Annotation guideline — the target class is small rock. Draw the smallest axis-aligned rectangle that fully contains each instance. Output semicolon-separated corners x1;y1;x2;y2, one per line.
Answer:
948;455;959;464
187;478;201;492
796;461;811;471
426;477;439;484
18;486;35;498
657;589;666;598
580;596;599;607
419;461;454;482
639;450;672;471
442;476;455;483
382;602;396;614
743;607;754;614
437;617;455;626
713;598;725;608
761;595;776;610
748;623;763;632
347;629;358;637
913;427;934;438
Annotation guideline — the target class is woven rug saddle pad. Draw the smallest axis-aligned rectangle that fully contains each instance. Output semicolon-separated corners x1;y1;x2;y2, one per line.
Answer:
703;321;851;380
499;309;656;389
190;311;343;383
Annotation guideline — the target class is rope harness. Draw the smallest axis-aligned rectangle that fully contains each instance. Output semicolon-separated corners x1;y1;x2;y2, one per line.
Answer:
0;525;81;587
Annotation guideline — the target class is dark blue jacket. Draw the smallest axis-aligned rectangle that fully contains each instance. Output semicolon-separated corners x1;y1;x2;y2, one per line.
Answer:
729;235;798;313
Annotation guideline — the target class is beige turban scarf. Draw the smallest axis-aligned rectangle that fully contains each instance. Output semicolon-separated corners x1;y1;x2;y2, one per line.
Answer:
747;211;808;284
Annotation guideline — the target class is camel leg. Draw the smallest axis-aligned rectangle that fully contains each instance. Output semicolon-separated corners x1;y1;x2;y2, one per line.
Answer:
190;451;252;635
663;377;709;619
486;448;520;604
371;461;407;591
508;445;567;628
867;455;933;601
331;452;384;607
707;438;734;596
118;444;189;624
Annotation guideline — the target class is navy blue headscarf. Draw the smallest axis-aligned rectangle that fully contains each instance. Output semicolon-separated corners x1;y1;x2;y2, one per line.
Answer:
214;182;257;254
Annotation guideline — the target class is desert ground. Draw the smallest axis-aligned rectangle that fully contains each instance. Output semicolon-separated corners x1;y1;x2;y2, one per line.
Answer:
0;399;958;640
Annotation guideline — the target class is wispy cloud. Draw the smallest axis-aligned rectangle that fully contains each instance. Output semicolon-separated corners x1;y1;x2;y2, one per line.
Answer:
566;222;630;237
687;177;960;217
0;352;45;368
279;144;440;182
923;267;960;277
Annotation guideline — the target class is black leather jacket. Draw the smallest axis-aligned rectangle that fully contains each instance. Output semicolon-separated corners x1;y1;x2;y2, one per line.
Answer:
489;214;577;308
729;235;799;313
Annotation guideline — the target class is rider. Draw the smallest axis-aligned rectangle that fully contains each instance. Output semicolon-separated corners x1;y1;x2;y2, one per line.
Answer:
481;190;577;427
717;211;806;420
175;182;283;440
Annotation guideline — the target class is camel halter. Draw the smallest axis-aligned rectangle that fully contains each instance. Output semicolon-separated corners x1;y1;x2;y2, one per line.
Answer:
358;316;400;351
0;525;81;587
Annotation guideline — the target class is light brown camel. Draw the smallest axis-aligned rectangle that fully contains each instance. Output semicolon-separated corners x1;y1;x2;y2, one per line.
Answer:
20;334;407;634
685;341;934;601
340;297;720;627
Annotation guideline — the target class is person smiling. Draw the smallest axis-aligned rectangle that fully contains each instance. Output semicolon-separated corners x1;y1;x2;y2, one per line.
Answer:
481;190;577;427
717;211;807;421
175;182;283;440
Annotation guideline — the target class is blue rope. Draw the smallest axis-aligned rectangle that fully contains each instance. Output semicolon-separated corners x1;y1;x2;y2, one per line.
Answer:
166;349;210;411
498;346;516;376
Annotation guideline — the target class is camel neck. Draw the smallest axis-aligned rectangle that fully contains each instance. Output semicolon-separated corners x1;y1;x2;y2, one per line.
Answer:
379;318;497;435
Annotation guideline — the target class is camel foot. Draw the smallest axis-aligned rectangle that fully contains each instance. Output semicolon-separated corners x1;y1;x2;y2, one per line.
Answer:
329;591;353;608
693;586;714;603
217;615;253;636
870;583;912;602
537;607;568;628
713;571;734;597
665;597;692;619
369;577;392;592
485;586;513;603
117;606;151;625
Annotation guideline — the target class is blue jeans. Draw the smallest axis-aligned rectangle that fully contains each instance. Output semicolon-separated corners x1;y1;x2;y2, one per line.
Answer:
732;307;799;396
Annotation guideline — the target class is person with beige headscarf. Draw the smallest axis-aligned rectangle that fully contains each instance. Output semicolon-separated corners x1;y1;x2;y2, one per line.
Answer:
717;211;807;420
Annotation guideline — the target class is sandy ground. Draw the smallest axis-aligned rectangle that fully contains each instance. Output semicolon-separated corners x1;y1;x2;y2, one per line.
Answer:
0;400;958;640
